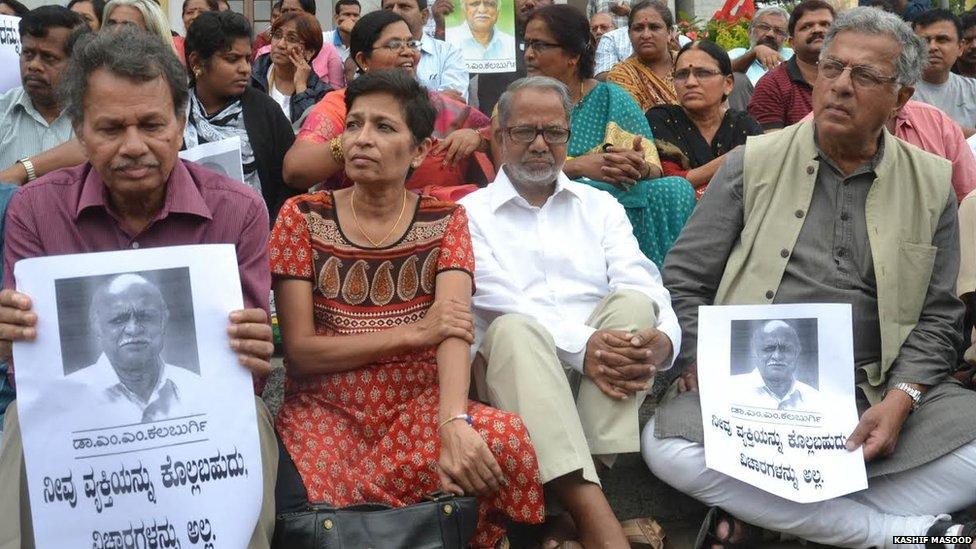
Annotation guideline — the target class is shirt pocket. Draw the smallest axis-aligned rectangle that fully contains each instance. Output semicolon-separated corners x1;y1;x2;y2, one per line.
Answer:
896;240;937;326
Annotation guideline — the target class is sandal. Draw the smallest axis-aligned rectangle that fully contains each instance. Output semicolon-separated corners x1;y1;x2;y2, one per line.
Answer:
693;507;778;549
926;518;976;548
621;517;665;549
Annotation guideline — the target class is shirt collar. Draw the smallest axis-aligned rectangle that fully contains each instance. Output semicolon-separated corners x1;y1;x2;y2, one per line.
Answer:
332;30;345;48
14;86;66;127
421;33;436;54
785;56;810;87
75;160;213;222
489;166;581;212
91;352;179;407
747;367;804;406
812;126;886;176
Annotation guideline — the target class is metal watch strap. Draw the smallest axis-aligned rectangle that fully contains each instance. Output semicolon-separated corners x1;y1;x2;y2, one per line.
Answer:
890;382;922;412
17;157;36;182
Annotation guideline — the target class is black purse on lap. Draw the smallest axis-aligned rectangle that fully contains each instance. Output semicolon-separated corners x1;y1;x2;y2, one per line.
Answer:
271;492;479;549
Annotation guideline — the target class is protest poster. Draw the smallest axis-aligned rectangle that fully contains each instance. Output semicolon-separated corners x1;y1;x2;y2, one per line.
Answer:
13;244;263;548
0;15;21;94
179;136;246;185
444;0;517;73
697;303;868;503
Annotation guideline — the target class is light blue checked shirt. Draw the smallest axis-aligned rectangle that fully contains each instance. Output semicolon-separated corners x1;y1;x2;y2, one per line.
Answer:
0;86;74;173
416;33;471;101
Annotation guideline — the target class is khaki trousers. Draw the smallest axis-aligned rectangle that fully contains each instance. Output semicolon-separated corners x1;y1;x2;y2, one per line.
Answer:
0;396;278;549
476;289;658;486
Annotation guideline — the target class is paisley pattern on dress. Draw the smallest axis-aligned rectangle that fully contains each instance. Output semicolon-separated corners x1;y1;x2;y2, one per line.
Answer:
269;192;544;548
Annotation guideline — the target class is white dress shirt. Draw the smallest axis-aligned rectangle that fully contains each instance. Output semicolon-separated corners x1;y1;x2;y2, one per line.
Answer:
730;368;820;412
460;168;681;372
595;28;690;75
416;33;470;101
69;353;200;423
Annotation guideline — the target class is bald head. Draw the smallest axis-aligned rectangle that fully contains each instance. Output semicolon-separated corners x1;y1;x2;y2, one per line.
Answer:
752;320;801;396
90;274;169;375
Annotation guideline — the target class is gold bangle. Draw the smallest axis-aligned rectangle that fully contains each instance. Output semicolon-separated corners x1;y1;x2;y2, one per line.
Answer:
329;136;343;164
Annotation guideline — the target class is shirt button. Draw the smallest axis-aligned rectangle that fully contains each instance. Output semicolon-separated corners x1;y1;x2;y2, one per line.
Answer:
806;166;815;175
765;290;774;299
780;248;789;258
794;210;804;218
131;242;140;249
840;212;850;221
837;248;846;257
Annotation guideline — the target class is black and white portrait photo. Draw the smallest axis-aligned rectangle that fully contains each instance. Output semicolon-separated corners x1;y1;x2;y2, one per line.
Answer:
55;268;200;423
729;318;820;412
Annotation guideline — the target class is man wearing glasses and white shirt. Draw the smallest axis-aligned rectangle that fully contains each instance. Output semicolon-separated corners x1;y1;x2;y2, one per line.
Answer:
460;76;679;548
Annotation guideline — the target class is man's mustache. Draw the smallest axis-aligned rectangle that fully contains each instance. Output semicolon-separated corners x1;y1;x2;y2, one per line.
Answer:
111;159;161;170
758;36;779;49
806;32;824;44
22;75;49;88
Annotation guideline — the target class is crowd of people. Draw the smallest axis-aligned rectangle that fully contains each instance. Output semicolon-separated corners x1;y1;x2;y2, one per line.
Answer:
1;0;976;547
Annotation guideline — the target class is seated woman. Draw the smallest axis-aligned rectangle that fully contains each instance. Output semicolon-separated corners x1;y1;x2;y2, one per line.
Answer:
181;0;217;33
184;11;297;221
283;10;491;199
646;41;762;199
270;70;545;549
103;0;182;59
250;11;331;126
606;0;677;112
520;4;695;266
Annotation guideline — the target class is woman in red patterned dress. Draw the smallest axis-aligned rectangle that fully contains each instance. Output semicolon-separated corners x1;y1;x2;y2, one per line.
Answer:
269;69;545;547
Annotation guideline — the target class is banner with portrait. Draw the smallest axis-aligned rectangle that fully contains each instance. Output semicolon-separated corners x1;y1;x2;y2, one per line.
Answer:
697;303;868;503
0;15;20;93
13;244;262;548
444;0;517;73
179;136;246;185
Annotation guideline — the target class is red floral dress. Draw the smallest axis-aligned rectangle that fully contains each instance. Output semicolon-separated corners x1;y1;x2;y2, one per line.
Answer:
269;192;545;547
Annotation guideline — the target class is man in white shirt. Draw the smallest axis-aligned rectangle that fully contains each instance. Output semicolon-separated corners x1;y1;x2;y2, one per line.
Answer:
912;9;976;136
729;320;820;412
384;0;470;102
726;6;795;86
459;76;680;548
67;274;200;424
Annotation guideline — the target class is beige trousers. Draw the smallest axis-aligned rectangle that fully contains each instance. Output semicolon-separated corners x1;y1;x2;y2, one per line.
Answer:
476;289;658;486
0;396;278;549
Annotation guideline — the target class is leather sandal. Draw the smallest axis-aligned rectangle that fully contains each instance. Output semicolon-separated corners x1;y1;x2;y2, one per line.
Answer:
926;518;976;548
621;517;666;549
693;507;778;549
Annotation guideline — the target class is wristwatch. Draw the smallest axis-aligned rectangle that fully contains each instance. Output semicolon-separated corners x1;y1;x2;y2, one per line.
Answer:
16;157;36;183
888;382;922;412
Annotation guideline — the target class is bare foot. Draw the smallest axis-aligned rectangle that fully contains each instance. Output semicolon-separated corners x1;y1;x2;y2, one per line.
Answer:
710;516;749;549
539;513;578;548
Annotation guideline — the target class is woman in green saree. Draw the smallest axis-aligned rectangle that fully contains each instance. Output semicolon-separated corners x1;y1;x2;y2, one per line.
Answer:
521;4;695;266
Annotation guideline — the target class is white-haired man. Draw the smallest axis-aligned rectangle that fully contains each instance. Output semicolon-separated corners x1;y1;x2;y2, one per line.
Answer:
460;75;679;548
727;5;794;85
644;8;976;547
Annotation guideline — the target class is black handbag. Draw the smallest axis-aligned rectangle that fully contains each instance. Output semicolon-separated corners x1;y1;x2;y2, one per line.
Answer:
272;492;479;549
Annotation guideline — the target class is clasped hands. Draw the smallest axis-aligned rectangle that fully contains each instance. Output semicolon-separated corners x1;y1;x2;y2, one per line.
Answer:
0;288;274;376
570;136;661;188
584;328;672;399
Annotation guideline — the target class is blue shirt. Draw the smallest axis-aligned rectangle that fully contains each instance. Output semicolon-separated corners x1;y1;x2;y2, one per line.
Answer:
727;46;795;86
416;34;470;101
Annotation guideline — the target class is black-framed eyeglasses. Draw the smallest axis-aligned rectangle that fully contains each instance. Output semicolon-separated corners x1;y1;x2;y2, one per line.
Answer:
505;125;571;144
818;57;898;88
524;39;563;53
372;39;422;52
673;68;724;82
752;23;788;38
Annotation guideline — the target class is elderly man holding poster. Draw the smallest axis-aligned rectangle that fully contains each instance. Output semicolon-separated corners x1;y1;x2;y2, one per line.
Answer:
642;7;976;548
0;28;277;549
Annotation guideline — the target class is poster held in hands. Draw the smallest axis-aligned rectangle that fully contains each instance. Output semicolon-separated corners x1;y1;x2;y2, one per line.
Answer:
444;0;517;73
697;303;868;503
0;15;21;94
13;244;262;548
179;136;245;184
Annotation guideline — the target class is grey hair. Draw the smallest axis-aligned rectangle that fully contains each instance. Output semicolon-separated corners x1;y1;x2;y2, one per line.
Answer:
750;5;789;29
103;0;173;46
820;6;927;86
59;26;189;127
497;76;573;128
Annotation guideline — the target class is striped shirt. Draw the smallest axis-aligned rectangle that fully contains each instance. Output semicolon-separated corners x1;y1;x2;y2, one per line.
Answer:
747;57;813;131
0;87;74;173
3;160;271;390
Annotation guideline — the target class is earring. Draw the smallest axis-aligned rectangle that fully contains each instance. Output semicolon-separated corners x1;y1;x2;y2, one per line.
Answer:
193;67;202;78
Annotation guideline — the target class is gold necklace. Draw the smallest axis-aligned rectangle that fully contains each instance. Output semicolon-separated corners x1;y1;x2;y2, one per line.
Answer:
350;187;408;247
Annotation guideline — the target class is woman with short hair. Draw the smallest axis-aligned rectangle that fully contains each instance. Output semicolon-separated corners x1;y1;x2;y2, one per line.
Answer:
271;69;545;549
606;0;678;111
647;40;762;197
250;11;331;125
184;10;297;221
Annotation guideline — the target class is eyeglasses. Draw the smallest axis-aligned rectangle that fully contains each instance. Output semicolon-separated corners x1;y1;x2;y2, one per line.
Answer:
270;30;301;44
505;125;571;144
372;39;422;52
524;39;563;53
818;57;898;88
673;68;724;82
753;23;788;38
